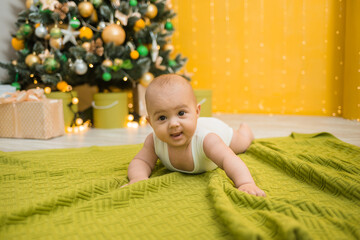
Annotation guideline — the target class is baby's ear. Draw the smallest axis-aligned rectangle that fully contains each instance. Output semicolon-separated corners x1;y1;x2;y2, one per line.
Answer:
196;104;201;117
146;116;151;126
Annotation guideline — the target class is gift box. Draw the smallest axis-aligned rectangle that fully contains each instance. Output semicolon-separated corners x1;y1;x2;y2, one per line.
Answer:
0;85;16;95
0;89;65;139
194;89;212;117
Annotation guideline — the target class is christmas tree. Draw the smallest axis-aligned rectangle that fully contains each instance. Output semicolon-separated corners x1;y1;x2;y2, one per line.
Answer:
0;0;188;114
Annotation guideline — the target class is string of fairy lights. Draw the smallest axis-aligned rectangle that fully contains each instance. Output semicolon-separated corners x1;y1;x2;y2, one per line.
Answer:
43;84;91;133
43;83;146;133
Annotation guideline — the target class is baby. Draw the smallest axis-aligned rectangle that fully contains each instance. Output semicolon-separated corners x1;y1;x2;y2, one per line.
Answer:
125;74;265;197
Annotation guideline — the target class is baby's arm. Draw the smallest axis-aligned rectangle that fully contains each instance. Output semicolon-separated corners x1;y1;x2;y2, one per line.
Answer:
126;133;158;185
203;133;266;197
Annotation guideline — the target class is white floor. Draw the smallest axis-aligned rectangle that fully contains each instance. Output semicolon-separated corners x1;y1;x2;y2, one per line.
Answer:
1;114;359;152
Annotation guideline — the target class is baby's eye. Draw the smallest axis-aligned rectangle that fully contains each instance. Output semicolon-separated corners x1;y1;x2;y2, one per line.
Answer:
158;115;166;121
178;111;185;116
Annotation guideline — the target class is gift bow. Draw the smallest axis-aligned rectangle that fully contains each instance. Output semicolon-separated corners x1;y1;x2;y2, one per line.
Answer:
0;89;46;104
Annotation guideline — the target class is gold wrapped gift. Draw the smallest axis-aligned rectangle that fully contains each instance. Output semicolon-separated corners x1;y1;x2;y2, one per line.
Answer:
0;89;65;139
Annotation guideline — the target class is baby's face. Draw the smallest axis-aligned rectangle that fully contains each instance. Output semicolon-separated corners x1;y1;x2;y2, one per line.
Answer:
146;83;200;148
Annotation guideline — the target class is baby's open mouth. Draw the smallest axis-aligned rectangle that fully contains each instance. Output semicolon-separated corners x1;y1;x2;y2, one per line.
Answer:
170;132;182;138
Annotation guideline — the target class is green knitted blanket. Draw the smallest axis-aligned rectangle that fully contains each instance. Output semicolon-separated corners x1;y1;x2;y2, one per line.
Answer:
0;132;359;239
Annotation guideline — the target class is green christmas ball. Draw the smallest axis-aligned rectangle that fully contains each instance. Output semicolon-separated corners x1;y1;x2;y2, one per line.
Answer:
50;27;62;39
44;57;60;73
60;54;67;62
168;59;177;67
129;0;137;6
11;82;21;90
102;72;112;81
20;48;30;55
21;24;33;37
16;31;25;40
165;21;173;30
137;45;148;57
70;17;81;29
90;0;103;8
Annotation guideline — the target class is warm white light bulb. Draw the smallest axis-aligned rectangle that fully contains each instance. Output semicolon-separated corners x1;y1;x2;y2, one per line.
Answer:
72;97;79;105
127;114;134;121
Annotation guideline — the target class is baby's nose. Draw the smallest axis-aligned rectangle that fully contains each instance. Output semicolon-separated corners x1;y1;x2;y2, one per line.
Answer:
169;117;180;127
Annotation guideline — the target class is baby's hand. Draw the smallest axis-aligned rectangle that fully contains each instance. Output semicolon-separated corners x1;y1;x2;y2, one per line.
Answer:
238;183;266;197
121;178;148;188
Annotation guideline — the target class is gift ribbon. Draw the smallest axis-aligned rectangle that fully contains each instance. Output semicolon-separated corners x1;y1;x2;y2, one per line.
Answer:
91;100;119;109
0;88;46;104
198;98;207;106
11;102;19;137
0;89;46;138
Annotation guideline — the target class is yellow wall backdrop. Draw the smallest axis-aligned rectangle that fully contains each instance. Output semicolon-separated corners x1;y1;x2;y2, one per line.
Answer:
343;0;360;120
170;0;360;119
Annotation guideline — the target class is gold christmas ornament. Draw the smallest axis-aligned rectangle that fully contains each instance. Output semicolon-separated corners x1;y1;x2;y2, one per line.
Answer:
78;1;94;18
66;85;73;92
144;17;151;26
11;37;25;50
49;37;63;49
26;0;33;9
101;24;126;46
114;58;123;66
111;0;120;7
50;26;62;39
79;26;93;40
140;72;154;87
145;4;158;19
56;81;68;92
134;19;145;31
130;50;139;59
82;42;91;51
90;10;98;23
165;0;173;10
25;53;40;67
102;59;113;68
163;43;174;53
44;34;51;40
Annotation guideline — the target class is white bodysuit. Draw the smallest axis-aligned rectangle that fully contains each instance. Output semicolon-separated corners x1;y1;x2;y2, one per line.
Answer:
153;117;234;174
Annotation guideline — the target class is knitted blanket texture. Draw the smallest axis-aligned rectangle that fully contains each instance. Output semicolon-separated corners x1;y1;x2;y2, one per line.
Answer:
0;132;359;239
